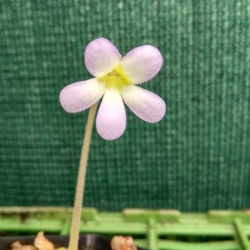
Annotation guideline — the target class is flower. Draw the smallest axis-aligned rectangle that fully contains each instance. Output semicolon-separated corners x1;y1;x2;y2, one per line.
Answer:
59;38;166;140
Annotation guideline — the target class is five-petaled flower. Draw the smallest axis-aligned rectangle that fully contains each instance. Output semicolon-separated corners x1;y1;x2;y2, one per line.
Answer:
59;38;166;140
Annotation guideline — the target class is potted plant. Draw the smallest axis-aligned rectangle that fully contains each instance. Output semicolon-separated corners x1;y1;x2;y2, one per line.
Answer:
2;37;165;250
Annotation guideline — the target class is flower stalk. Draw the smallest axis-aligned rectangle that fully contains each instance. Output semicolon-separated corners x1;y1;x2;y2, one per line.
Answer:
68;102;98;250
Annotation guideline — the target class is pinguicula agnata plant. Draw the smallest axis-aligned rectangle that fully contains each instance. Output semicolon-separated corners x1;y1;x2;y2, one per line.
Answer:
59;38;166;250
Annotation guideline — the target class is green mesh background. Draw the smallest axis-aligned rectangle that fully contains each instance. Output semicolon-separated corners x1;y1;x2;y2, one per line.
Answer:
0;0;250;212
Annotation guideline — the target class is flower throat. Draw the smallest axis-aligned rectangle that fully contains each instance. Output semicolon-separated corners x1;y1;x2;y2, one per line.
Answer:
98;65;131;91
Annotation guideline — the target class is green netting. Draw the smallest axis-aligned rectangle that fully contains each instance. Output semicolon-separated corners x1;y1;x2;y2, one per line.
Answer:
0;0;249;212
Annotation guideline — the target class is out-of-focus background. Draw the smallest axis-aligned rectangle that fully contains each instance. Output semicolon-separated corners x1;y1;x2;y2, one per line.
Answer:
0;0;249;212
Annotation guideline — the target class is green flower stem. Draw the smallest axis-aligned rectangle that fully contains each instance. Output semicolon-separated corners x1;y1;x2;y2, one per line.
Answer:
68;102;98;250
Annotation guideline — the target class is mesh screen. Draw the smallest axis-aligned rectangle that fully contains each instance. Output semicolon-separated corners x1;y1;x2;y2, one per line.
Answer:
0;0;250;211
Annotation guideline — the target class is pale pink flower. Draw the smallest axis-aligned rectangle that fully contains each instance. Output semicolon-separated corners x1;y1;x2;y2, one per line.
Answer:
60;38;166;140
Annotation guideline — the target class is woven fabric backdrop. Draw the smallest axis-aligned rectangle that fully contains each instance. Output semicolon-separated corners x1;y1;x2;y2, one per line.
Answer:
0;0;250;212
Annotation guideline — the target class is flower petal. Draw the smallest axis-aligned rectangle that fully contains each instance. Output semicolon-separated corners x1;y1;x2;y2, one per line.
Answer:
84;38;121;78
121;85;166;123
59;78;105;113
120;45;163;84
96;88;126;140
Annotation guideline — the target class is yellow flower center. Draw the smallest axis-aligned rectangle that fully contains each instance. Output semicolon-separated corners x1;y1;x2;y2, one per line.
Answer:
98;65;132;91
